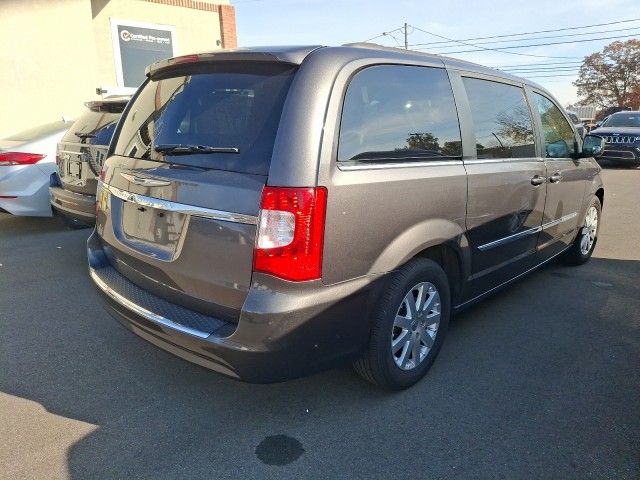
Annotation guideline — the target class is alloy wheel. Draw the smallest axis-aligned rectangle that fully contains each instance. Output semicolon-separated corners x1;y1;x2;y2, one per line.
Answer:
580;206;598;255
391;282;441;370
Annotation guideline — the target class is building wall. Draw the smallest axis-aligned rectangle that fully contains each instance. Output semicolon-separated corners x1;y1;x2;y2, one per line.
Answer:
0;0;236;138
0;0;98;137
91;0;230;89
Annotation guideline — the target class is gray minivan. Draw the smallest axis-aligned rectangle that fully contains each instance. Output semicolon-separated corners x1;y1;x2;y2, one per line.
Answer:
88;45;605;389
51;97;129;226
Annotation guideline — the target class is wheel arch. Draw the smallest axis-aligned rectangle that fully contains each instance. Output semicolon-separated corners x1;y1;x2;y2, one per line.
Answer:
368;218;472;305
595;187;604;208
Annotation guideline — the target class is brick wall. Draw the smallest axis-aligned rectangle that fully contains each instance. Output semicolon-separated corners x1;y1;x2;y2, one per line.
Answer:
219;4;237;49
143;0;238;48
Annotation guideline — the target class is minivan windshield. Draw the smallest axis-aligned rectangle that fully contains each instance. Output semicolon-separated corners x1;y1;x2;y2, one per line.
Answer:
603;113;640;128
112;63;296;175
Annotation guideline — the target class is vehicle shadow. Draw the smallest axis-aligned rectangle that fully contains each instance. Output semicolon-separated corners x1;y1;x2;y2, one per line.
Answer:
0;212;69;238
1;251;639;478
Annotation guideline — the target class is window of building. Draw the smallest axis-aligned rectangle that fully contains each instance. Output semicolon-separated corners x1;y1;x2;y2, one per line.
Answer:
462;77;536;159
533;93;576;158
338;65;462;163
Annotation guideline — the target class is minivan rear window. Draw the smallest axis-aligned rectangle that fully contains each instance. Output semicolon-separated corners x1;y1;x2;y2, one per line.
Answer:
112;63;296;175
63;107;125;146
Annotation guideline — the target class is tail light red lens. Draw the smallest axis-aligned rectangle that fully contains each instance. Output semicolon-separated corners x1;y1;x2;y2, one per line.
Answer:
0;152;46;166
254;186;328;281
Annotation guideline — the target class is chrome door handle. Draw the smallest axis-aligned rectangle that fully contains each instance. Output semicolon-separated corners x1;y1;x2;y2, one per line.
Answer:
531;175;546;186
549;172;563;183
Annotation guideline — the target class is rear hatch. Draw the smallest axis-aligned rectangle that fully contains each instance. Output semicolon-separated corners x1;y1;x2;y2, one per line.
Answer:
96;60;297;322
57;99;128;195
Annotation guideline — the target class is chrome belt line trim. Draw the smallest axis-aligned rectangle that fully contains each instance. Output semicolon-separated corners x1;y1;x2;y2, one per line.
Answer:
337;159;462;170
477;226;541;251
541;212;578;230
104;183;258;225
89;268;210;339
464;157;543;165
477;212;578;251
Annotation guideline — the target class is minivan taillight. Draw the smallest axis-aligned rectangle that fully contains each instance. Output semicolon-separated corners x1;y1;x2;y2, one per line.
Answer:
0;152;46;166
254;186;327;282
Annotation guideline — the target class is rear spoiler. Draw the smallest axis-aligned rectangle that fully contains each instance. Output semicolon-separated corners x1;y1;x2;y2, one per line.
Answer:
145;47;323;78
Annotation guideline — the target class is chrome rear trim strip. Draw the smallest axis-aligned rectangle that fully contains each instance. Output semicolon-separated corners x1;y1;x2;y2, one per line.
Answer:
104;184;258;225
89;268;210;339
478;212;578;251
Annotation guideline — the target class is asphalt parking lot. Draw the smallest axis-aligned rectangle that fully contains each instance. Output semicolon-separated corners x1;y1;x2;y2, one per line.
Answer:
1;167;639;479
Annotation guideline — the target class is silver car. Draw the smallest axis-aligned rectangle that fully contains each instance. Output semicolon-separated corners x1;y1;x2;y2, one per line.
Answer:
0;121;72;216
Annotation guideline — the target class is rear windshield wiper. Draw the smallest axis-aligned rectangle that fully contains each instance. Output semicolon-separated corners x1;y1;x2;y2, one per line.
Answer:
154;144;240;155
75;132;96;139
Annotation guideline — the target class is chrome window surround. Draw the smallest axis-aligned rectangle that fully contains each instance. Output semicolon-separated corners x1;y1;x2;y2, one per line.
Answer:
478;212;578;251
103;183;258;225
89;268;210;339
337;159;463;170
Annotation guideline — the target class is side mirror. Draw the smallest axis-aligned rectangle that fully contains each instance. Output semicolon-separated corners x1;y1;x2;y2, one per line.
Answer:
582;134;605;157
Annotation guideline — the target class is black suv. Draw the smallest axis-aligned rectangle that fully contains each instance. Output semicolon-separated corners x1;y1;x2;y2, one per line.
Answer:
50;97;130;226
590;111;640;167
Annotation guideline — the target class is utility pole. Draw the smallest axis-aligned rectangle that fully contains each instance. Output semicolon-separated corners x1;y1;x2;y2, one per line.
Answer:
404;22;408;49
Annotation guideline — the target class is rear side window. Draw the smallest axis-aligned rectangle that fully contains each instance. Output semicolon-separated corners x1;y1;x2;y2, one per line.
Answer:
338;65;462;163
462;77;535;159
533;93;576;158
112;63;296;175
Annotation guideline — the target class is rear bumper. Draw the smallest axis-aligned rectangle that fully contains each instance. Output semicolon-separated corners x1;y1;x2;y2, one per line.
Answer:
88;231;380;382
50;184;96;224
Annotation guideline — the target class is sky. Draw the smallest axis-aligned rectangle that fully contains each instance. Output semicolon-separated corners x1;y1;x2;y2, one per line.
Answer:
234;0;640;106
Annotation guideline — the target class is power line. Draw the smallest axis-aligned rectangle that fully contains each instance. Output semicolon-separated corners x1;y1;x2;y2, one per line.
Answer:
408;24;581;59
503;67;581;73
407;17;640;47
522;73;580;78
501;64;583;71
361;27;404;45
432;32;640;54
495;60;583;67
412;26;640;49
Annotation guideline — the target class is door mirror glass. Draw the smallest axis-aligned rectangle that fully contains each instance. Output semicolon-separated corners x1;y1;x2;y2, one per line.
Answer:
582;134;605;157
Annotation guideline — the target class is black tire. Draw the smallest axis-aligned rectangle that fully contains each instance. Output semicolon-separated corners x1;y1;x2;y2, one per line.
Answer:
564;195;601;266
354;258;451;390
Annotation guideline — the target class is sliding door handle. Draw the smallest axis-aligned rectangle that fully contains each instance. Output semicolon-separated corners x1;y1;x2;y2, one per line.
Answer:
549;172;563;183
531;175;546;186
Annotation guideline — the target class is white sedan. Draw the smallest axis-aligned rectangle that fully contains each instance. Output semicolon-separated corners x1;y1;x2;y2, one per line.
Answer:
0;121;72;216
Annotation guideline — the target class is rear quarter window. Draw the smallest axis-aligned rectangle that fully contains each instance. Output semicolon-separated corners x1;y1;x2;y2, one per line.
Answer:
338;65;462;163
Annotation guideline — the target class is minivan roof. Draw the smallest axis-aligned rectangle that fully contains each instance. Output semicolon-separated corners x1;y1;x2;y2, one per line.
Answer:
146;44;547;94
